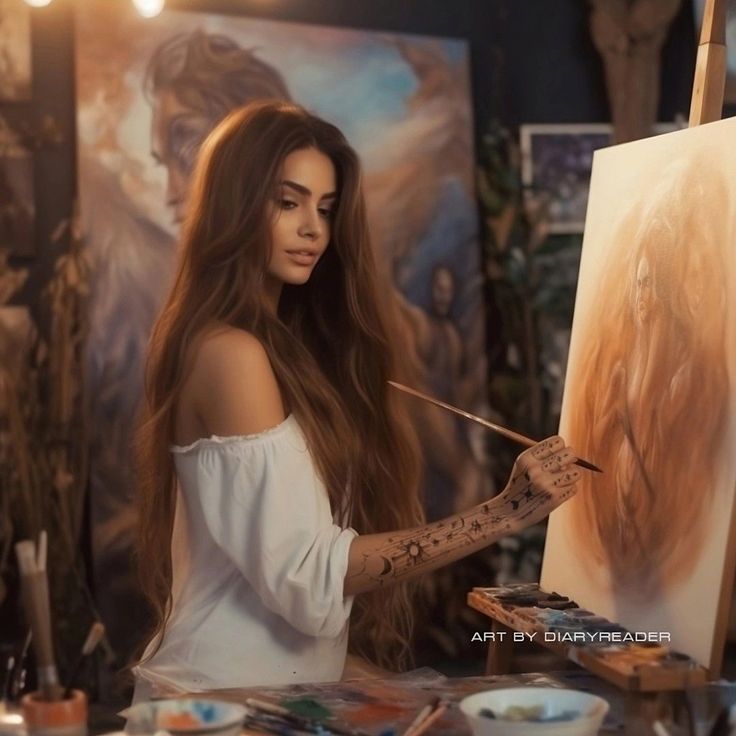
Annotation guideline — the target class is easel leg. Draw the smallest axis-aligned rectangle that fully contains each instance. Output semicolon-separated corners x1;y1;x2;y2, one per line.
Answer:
485;619;514;675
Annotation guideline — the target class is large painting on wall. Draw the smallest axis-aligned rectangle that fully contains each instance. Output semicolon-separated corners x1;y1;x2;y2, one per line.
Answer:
541;118;736;673
75;3;488;658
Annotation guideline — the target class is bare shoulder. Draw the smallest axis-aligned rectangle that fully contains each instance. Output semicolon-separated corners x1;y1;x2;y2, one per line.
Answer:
194;325;270;374
188;324;286;437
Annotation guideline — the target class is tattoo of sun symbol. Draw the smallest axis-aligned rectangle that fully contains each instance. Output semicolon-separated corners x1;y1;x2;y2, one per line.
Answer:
470;519;482;534
401;539;427;565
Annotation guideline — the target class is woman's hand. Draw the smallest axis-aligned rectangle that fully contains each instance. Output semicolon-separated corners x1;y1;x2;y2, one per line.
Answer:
494;436;581;531
345;435;582;596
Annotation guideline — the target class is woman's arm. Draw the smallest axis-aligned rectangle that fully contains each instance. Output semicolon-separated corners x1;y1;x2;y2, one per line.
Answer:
189;328;580;599
344;438;578;595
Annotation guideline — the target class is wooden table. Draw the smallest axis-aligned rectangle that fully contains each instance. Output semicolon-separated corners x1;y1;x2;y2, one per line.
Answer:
132;665;736;736
177;669;631;735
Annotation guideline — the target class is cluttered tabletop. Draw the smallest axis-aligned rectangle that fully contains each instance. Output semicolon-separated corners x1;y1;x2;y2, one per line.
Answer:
144;668;736;736
172;669;617;735
7;666;736;736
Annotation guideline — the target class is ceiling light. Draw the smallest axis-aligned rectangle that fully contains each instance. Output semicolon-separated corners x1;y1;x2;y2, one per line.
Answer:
132;0;165;18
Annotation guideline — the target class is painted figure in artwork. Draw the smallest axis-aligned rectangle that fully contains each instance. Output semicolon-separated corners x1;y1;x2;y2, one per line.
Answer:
566;159;731;593
145;31;292;225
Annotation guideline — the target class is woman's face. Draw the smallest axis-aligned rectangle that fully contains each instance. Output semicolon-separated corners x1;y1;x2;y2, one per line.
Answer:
266;147;336;290
151;88;211;225
635;255;654;325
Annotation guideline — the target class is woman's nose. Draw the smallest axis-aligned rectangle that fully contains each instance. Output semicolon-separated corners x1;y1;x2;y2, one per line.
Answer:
298;209;322;239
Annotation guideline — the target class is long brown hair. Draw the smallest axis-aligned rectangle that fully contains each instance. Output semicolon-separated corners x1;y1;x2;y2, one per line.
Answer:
135;100;424;668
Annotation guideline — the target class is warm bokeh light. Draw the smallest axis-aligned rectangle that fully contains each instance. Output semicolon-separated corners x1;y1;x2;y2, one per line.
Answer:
23;0;167;14
132;0;165;17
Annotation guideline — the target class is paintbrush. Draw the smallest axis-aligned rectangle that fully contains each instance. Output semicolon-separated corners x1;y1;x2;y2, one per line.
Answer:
1;654;14;704
407;701;448;736
14;539;63;701
245;698;371;736
63;621;105;698
401;696;439;736
388;381;602;473
9;631;31;701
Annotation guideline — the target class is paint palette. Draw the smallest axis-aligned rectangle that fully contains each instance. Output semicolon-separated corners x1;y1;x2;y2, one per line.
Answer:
121;699;247;736
468;584;708;691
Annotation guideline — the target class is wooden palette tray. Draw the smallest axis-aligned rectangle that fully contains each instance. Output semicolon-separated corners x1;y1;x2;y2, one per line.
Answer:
468;584;708;692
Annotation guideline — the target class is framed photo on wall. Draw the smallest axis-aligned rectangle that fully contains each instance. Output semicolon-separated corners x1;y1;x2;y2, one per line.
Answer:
0;116;34;256
520;123;612;234
0;0;32;100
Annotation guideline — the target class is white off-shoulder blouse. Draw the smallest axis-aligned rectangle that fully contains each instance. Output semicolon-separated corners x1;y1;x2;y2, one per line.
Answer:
132;415;358;701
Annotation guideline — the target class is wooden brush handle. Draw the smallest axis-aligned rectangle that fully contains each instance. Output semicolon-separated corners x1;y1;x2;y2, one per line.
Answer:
20;571;62;700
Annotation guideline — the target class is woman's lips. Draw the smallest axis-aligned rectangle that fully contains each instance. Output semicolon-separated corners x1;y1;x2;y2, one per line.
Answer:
286;250;318;266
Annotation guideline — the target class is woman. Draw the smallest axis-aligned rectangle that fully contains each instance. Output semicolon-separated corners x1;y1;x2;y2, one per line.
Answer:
133;100;580;699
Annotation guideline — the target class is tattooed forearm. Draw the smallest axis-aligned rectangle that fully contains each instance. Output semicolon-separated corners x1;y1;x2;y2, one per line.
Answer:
344;436;580;596
347;500;502;585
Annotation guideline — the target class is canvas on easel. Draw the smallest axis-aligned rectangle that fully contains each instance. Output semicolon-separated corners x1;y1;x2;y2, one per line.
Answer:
540;116;736;674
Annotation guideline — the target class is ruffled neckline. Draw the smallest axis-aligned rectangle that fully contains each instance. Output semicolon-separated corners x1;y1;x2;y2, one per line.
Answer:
170;414;297;454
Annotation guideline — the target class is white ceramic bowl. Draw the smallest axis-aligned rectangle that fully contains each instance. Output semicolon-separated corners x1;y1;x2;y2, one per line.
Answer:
122;698;247;736
459;687;609;736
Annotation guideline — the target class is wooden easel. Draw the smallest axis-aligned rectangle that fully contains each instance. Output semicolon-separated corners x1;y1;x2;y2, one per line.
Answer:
469;0;728;693
689;0;726;126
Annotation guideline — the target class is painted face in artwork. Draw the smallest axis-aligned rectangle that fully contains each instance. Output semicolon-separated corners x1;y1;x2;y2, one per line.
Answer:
431;265;456;318
635;255;654;325
266;147;336;288
150;89;212;224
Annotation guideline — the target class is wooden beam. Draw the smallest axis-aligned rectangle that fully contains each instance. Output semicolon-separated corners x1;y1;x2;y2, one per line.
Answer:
689;0;727;126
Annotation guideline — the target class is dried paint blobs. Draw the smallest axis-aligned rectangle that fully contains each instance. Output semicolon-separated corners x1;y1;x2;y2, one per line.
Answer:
479;705;581;722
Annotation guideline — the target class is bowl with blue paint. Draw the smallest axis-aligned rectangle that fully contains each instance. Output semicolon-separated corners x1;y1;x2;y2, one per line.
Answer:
122;698;247;736
459;688;609;736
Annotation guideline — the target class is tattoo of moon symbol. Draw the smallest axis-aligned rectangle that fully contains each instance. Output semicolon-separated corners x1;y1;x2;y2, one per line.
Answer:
379;557;393;576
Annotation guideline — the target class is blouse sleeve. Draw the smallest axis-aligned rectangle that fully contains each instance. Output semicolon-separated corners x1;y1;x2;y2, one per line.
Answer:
174;417;357;638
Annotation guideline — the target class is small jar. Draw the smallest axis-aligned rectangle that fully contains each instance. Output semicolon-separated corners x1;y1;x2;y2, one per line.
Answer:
21;690;87;736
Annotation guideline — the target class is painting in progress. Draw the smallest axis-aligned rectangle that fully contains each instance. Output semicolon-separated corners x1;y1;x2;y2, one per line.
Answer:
75;2;487;657
541;117;736;671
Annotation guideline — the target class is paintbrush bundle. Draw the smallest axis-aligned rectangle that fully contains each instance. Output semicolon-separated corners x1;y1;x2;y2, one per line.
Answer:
14;535;63;701
468;583;707;691
244;698;372;736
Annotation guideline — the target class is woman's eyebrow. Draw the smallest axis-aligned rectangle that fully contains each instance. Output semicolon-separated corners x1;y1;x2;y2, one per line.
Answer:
281;180;337;200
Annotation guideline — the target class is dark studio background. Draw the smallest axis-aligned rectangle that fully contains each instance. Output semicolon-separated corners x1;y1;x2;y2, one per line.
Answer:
3;0;703;694
13;0;697;301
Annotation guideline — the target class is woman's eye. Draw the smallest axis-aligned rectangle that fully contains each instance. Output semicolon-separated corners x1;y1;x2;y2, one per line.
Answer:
319;208;334;219
279;199;297;209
